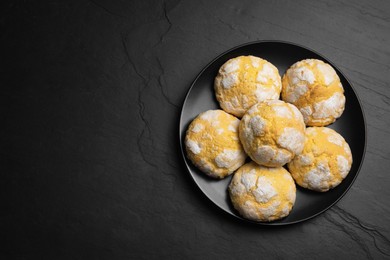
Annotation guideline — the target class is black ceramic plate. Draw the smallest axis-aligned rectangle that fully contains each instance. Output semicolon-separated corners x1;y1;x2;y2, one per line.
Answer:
179;41;366;225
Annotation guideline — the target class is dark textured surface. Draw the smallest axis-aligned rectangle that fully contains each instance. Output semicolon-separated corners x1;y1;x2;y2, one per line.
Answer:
1;0;390;258
180;41;366;225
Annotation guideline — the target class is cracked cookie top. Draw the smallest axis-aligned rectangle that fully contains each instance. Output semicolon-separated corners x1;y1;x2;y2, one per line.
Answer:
287;127;353;192
229;162;296;222
185;110;246;178
281;59;345;126
239;100;305;167
214;56;281;117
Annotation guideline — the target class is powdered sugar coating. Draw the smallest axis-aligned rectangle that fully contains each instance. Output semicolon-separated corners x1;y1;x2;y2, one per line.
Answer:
223;59;240;73
258;201;281;219
241;169;257;190
255;84;279;102
304;162;332;191
328;132;344;146
284;84;308;103
185;139;201;154
222;72;239;89
185;110;246;179
239;100;305;167
299;106;312;122
275;150;293;166
253;145;276;166
256;63;279;84
272;105;293;118
191;123;203;133
297;154;313;166
241;200;259;220
215;149;245;168
228;162;296;222
277;127;305;155
312;92;345;121
337;155;350;178
288;127;353;192
253;176;278;203
200;110;220;122
228;119;239;132
249;115;266;136
282;59;345;126
229;182;246;196
290;66;315;84
317;62;337;85
215;56;281;117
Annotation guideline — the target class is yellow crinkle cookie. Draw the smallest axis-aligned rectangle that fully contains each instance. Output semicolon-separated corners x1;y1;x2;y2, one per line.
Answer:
214;55;281;117
281;59;345;126
185;110;247;178
239;100;305;167
228;162;296;222
287;127;353;192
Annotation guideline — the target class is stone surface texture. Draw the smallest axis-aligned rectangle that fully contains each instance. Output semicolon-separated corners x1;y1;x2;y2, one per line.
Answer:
1;0;390;259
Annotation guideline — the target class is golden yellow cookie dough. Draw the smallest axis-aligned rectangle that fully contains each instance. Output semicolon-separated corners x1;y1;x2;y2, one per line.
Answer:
239;100;305;167
287;127;353;192
281;59;345;126
185;110;246;178
214;55;281;117
228;162;296;222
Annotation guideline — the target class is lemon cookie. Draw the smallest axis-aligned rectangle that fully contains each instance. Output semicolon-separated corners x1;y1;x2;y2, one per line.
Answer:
239;100;305;167
185;110;246;178
214;56;281;117
281;59;345;126
287;127;353;192
228;162;296;222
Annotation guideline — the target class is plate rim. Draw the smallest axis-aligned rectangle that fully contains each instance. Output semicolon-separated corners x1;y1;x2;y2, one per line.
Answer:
179;40;367;225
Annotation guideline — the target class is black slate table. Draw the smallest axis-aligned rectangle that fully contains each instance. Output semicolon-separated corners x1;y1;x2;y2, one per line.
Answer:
2;0;390;259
